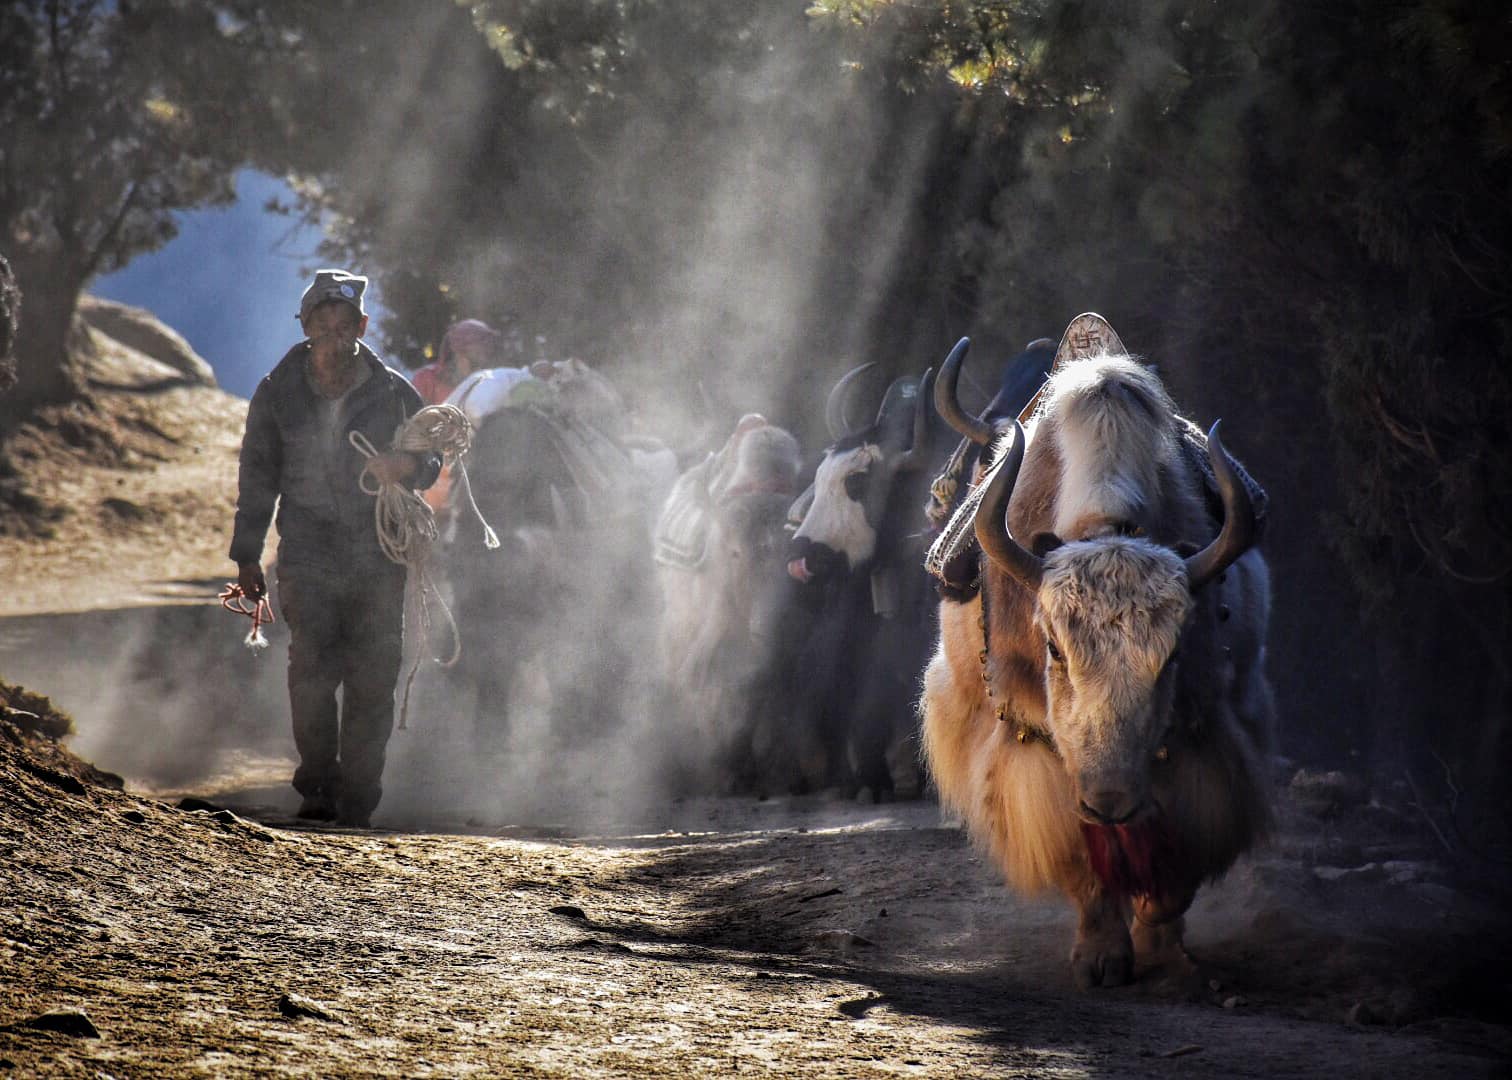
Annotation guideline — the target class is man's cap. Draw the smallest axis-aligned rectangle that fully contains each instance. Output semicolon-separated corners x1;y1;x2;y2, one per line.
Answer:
297;269;368;322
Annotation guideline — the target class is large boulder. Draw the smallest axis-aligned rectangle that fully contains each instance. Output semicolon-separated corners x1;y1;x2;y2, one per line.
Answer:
78;295;216;387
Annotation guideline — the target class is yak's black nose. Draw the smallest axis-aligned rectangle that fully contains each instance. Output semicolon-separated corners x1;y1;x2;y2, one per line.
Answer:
1078;791;1144;827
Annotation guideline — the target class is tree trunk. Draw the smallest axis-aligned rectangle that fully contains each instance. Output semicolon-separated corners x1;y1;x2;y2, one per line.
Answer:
0;252;87;433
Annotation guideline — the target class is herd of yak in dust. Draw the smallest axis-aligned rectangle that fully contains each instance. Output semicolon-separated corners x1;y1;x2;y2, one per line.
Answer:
370;312;1273;988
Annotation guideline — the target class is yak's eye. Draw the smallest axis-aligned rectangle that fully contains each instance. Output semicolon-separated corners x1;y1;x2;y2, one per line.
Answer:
843;471;868;502
1046;638;1064;664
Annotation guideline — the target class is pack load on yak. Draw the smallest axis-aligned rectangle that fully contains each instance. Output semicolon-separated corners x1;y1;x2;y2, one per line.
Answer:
440;356;673;751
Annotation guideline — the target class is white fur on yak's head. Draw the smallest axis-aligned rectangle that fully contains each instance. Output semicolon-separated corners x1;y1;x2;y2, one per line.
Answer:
937;342;1258;828
789;440;886;575
1036;537;1193;824
787;362;934;584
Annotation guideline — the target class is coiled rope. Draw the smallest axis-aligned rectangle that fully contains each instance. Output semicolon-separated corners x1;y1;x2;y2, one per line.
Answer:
349;403;499;729
219;582;275;652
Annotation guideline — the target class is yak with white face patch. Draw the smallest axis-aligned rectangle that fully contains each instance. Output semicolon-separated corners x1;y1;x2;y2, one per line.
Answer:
779;365;946;798
922;329;1274;992
790;443;883;574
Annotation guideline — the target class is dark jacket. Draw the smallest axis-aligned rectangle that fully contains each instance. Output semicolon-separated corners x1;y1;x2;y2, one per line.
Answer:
229;341;441;572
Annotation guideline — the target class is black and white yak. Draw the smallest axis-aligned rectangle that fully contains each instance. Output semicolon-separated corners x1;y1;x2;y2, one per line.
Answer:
778;340;1058;800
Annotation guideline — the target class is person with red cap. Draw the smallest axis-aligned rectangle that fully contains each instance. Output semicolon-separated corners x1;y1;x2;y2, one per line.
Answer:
412;319;504;406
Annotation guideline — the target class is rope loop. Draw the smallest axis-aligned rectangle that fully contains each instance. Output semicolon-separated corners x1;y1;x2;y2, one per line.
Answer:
219;582;275;652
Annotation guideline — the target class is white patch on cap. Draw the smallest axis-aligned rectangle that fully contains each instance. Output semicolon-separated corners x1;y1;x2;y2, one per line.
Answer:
340;285;355;298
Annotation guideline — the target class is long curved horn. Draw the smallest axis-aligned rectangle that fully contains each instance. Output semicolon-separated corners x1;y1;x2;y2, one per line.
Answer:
893;366;934;472
1184;420;1258;591
973;419;1044;594
824;361;876;441
786;482;815;529
935;337;995;446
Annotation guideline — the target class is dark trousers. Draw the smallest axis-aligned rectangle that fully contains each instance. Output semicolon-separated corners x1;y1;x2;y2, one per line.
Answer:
276;563;405;819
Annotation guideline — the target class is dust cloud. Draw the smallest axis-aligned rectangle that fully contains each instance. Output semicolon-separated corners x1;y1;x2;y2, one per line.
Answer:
11;7;955;829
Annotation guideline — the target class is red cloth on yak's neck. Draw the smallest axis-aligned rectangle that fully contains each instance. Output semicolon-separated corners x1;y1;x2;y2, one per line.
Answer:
1080;819;1179;899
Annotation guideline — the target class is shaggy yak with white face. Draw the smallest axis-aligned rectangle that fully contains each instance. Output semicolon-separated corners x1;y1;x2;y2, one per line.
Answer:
921;337;1274;989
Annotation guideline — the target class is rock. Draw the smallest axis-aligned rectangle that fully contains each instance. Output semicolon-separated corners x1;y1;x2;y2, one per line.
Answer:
1222;995;1247;1009
209;809;240;825
1;704;69;740
1347;1001;1378;1026
564;938;633;954
548;905;587;921
806;929;875;955
1161;1044;1202;1058
177;798;220;813
276;993;340;1023
120;810;146;824
798;888;842;903
21;762;86;796
18;1009;101;1038
78;296;216;387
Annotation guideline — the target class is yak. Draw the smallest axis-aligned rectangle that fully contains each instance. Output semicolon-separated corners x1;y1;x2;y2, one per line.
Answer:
652;415;805;791
781;363;949;798
784;341;1057;799
920;330;1274;989
444;365;666;755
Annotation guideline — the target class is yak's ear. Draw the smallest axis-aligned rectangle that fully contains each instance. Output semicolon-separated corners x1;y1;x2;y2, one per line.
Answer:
1030;532;1065;558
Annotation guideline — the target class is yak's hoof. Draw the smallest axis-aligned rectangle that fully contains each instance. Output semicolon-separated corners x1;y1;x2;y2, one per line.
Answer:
1132;918;1198;981
1071;931;1134;990
1132;890;1193;927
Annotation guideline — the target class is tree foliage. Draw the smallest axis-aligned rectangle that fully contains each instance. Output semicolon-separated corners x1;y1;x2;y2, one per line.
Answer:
0;0;268;423
811;0;1511;831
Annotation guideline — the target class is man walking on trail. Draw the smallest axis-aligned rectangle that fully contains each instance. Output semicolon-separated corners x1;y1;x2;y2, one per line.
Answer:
229;269;440;828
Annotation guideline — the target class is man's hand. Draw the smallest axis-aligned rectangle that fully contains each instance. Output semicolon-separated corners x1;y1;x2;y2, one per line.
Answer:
237;562;267;601
365;452;418;487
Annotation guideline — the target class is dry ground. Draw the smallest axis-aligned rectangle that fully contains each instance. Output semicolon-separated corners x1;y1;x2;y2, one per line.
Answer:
1;324;1509;1077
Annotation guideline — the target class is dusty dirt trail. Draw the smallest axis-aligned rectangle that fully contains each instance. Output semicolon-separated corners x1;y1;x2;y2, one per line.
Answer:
3;329;1509;1077
2;673;1510;1078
